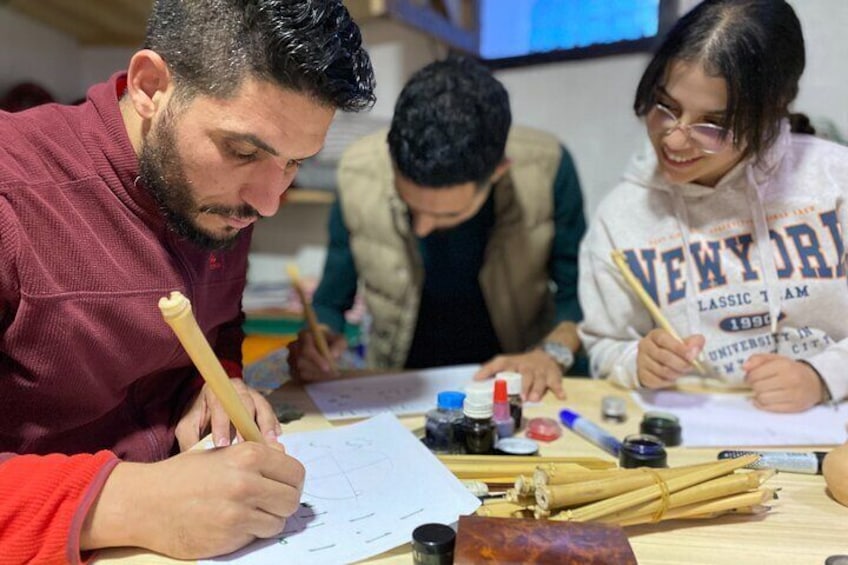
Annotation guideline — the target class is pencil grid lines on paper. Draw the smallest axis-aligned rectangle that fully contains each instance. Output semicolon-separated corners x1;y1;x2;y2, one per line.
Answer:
200;414;480;565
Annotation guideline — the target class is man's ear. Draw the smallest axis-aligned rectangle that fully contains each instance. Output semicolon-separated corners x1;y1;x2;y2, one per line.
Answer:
490;158;512;184
125;49;172;120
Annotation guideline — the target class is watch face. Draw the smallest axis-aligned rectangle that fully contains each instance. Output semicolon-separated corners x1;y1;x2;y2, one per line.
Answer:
543;341;573;368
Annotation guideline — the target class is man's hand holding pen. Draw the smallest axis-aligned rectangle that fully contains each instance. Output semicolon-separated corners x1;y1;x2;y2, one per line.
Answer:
288;326;348;382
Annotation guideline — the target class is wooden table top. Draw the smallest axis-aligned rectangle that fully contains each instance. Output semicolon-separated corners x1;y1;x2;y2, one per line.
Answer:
94;377;848;565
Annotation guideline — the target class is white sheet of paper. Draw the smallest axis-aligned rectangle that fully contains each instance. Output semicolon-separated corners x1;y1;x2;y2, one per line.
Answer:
305;364;479;420
203;413;480;565
632;389;848;446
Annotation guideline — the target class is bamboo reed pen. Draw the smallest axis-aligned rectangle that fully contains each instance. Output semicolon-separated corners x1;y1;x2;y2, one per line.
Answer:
159;291;263;443
560;453;760;522
437;454;615;470
610;249;709;376
597;469;775;525
616;487;776;527
286;263;335;370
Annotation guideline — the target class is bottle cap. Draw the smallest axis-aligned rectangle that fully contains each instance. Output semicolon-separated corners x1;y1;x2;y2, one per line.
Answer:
495;437;539;455
601;395;627;422
495;371;523;395
464;380;494;403
463;398;493;419
412;523;455;557
558;409;578;428
619;433;668;468
525;417;562;442
640;411;682;447
436;391;465;410
493;379;508;403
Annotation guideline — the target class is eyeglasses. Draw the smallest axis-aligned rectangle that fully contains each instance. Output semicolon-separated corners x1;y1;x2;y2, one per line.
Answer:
647;103;733;154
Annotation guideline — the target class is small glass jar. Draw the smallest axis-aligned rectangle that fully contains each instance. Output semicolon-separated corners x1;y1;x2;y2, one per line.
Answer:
640;411;682;447
461;399;496;455
619;433;668;468
425;391;466;454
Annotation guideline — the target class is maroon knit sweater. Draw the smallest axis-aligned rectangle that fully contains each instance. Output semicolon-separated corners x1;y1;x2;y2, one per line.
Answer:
0;74;250;561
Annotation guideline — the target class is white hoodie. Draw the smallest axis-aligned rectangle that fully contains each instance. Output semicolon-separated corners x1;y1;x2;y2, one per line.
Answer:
579;123;848;403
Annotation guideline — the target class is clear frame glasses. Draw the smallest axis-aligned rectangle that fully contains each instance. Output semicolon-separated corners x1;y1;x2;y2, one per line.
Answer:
647;103;733;154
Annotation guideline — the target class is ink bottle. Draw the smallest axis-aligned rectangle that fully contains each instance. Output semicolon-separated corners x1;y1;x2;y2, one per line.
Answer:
492;379;515;439
619;433;668;468
464;379;494;401
461;397;496;455
424;391;466;454
496;371;523;430
640;411;682;447
412;523;455;565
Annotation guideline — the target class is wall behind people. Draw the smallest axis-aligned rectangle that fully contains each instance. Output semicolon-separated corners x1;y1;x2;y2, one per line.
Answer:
1;1;846;215
0;8;79;102
352;0;848;214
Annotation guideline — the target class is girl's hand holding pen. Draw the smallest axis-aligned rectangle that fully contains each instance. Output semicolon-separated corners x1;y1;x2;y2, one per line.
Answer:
637;329;706;388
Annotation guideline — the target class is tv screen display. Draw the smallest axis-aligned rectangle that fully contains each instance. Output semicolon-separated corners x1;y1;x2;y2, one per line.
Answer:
479;0;662;60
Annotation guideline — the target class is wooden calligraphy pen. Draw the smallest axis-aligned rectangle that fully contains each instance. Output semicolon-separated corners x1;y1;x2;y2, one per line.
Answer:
610;249;710;377
159;291;263;443
287;263;336;371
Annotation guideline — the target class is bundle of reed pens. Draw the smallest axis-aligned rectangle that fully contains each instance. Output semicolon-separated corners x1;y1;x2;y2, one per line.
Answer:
440;453;777;527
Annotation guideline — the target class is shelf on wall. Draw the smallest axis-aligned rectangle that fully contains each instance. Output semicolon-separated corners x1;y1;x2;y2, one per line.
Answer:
284;188;336;205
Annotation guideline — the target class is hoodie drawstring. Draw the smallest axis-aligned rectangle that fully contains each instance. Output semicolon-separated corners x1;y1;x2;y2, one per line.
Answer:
670;191;703;338
745;165;782;335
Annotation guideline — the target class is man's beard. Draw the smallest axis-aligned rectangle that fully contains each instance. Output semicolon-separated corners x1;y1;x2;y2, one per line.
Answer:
138;107;259;251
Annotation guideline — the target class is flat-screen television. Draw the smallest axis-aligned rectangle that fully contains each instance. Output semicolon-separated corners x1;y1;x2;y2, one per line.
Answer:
388;0;679;68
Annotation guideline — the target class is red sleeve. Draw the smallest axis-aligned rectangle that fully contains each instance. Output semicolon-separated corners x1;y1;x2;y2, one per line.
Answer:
213;307;245;369
219;358;243;380
0;450;119;565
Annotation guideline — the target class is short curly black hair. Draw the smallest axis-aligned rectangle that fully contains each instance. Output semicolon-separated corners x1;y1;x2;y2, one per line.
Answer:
144;0;375;112
387;55;511;188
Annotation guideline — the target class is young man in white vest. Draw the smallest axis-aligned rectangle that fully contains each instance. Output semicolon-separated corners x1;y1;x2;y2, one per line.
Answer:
288;55;586;402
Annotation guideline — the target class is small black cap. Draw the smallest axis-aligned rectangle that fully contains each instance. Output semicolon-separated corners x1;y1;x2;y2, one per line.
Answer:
412;523;456;555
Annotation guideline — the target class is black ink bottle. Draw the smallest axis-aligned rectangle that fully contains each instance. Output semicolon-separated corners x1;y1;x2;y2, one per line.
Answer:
461;397;496;455
425;391;466;454
619;434;668;468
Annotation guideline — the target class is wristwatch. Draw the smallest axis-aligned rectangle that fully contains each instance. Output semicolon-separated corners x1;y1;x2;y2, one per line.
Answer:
541;341;574;372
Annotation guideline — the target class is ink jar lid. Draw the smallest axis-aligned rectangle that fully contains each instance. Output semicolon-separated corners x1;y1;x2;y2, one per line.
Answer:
601;395;627;423
495;371;523;395
412;523;455;562
640;411;682;447
525;417;562;442
495;437;539;456
619;433;668;468
437;391;465;410
463;398;493;419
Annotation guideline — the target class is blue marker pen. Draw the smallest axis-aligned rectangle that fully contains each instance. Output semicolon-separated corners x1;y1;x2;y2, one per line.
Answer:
559;409;622;457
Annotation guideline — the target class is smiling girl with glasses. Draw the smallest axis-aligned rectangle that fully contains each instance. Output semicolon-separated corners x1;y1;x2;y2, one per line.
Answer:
579;0;848;413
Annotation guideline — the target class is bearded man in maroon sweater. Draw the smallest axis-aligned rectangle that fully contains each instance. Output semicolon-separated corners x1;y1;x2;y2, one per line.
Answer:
0;0;375;561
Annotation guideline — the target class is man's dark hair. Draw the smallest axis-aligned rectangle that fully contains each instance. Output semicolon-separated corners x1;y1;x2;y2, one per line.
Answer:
387;55;511;188
634;0;804;160
144;0;375;111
